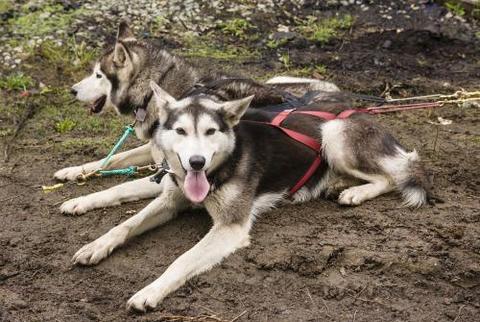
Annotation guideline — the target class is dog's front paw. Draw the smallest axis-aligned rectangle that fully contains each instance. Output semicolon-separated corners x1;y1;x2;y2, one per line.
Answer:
72;228;126;265
54;166;84;181
61;197;91;215
338;186;366;206
127;287;161;312
73;239;112;265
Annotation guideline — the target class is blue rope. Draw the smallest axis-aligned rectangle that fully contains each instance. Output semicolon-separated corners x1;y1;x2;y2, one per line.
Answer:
100;125;135;169
98;166;137;177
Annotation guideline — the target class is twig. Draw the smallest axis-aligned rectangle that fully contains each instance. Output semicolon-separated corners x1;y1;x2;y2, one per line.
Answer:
159;313;226;322
352;309;358;322
305;288;315;308
432;125;440;154
453;305;465;322
4;100;38;162
230;310;247;322
354;285;368;299
321;298;332;318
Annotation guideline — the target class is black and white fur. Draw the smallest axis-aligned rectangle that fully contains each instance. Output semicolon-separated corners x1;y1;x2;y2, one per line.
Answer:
57;21;339;214
72;81;431;312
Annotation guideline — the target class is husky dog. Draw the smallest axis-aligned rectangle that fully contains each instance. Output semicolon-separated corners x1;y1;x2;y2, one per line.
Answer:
57;21;339;215
72;81;431;312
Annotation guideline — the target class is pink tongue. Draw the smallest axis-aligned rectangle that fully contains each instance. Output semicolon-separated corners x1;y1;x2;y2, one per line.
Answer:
184;171;210;203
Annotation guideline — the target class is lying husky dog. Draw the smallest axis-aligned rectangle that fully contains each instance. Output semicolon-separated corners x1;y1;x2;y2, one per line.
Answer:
72;81;431;312
57;22;339;214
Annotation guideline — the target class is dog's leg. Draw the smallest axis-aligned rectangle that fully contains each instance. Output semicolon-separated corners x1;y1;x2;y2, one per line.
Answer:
126;220;251;312
73;177;185;265
60;175;164;215
54;143;154;181
338;174;393;206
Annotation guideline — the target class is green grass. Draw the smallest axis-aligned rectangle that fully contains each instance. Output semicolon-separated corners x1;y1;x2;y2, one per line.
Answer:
8;4;86;39
298;14;354;44
0;73;34;91
289;64;327;77
55;118;76;133
0;0;13;13
59;137;111;154
279;52;291;69
220;18;254;39
179;32;260;61
445;1;465;16
34;39;97;78
266;38;289;49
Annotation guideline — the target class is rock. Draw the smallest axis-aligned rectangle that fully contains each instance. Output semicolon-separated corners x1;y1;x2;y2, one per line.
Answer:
271;31;299;42
11;299;28;309
8;237;21;247
382;39;392;49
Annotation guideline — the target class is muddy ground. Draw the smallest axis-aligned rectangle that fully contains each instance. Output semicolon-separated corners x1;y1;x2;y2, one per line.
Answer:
1;1;480;321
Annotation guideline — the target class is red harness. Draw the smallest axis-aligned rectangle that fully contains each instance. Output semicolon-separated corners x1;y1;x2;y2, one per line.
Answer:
261;108;358;195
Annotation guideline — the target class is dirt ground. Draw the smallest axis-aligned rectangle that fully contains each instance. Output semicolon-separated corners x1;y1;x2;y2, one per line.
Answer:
1;2;480;322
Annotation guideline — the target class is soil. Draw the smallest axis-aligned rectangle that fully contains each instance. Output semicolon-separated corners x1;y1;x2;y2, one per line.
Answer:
1;3;480;322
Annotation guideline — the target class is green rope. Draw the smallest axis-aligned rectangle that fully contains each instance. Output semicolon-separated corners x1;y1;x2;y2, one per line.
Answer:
100;125;135;169
98;166;138;177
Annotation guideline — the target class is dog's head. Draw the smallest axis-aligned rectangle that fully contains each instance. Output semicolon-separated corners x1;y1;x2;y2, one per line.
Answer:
150;81;253;203
71;21;148;115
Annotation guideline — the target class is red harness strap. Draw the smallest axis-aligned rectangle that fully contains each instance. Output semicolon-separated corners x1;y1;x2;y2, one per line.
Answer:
267;108;357;195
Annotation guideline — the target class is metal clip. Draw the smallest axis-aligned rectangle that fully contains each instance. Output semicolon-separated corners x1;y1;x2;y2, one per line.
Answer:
150;159;173;184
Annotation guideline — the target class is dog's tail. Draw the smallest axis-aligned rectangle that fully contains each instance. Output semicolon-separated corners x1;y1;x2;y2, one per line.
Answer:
383;148;432;208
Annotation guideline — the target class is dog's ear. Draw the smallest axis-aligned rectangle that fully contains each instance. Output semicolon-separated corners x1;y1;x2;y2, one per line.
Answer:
150;80;176;123
113;21;136;67
113;42;131;67
150;80;176;105
116;20;136;41
221;95;254;127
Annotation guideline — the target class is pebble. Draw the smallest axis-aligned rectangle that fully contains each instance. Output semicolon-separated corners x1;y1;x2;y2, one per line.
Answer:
382;39;392;48
9;237;21;246
11;299;28;309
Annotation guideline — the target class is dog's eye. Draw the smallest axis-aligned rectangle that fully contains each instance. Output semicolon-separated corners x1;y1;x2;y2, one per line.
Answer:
96;73;102;79
175;128;186;135
206;128;216;136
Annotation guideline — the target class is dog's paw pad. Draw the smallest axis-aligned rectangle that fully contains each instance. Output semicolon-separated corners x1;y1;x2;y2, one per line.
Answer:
60;198;90;215
54;166;84;181
127;289;159;312
338;187;366;206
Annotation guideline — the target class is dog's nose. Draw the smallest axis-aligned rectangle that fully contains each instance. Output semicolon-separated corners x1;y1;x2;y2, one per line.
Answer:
70;88;77;96
189;155;206;171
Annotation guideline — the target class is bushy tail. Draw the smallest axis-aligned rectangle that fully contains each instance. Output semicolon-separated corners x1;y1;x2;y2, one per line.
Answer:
397;150;432;207
382;148;432;208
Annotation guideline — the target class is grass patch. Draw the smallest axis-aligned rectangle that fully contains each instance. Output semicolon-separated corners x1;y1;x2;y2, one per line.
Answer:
266;38;289;49
8;4;86;39
0;0;13;13
179;33;259;61
55;118;76;133
279;52;292;69
220;18;254;39
60;137;111;154
34;39;97;78
0;73;33;91
0;128;14;137
445;1;465;16
297;14;354;44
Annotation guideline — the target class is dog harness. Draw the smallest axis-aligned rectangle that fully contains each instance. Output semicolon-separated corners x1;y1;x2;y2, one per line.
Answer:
260;108;357;195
